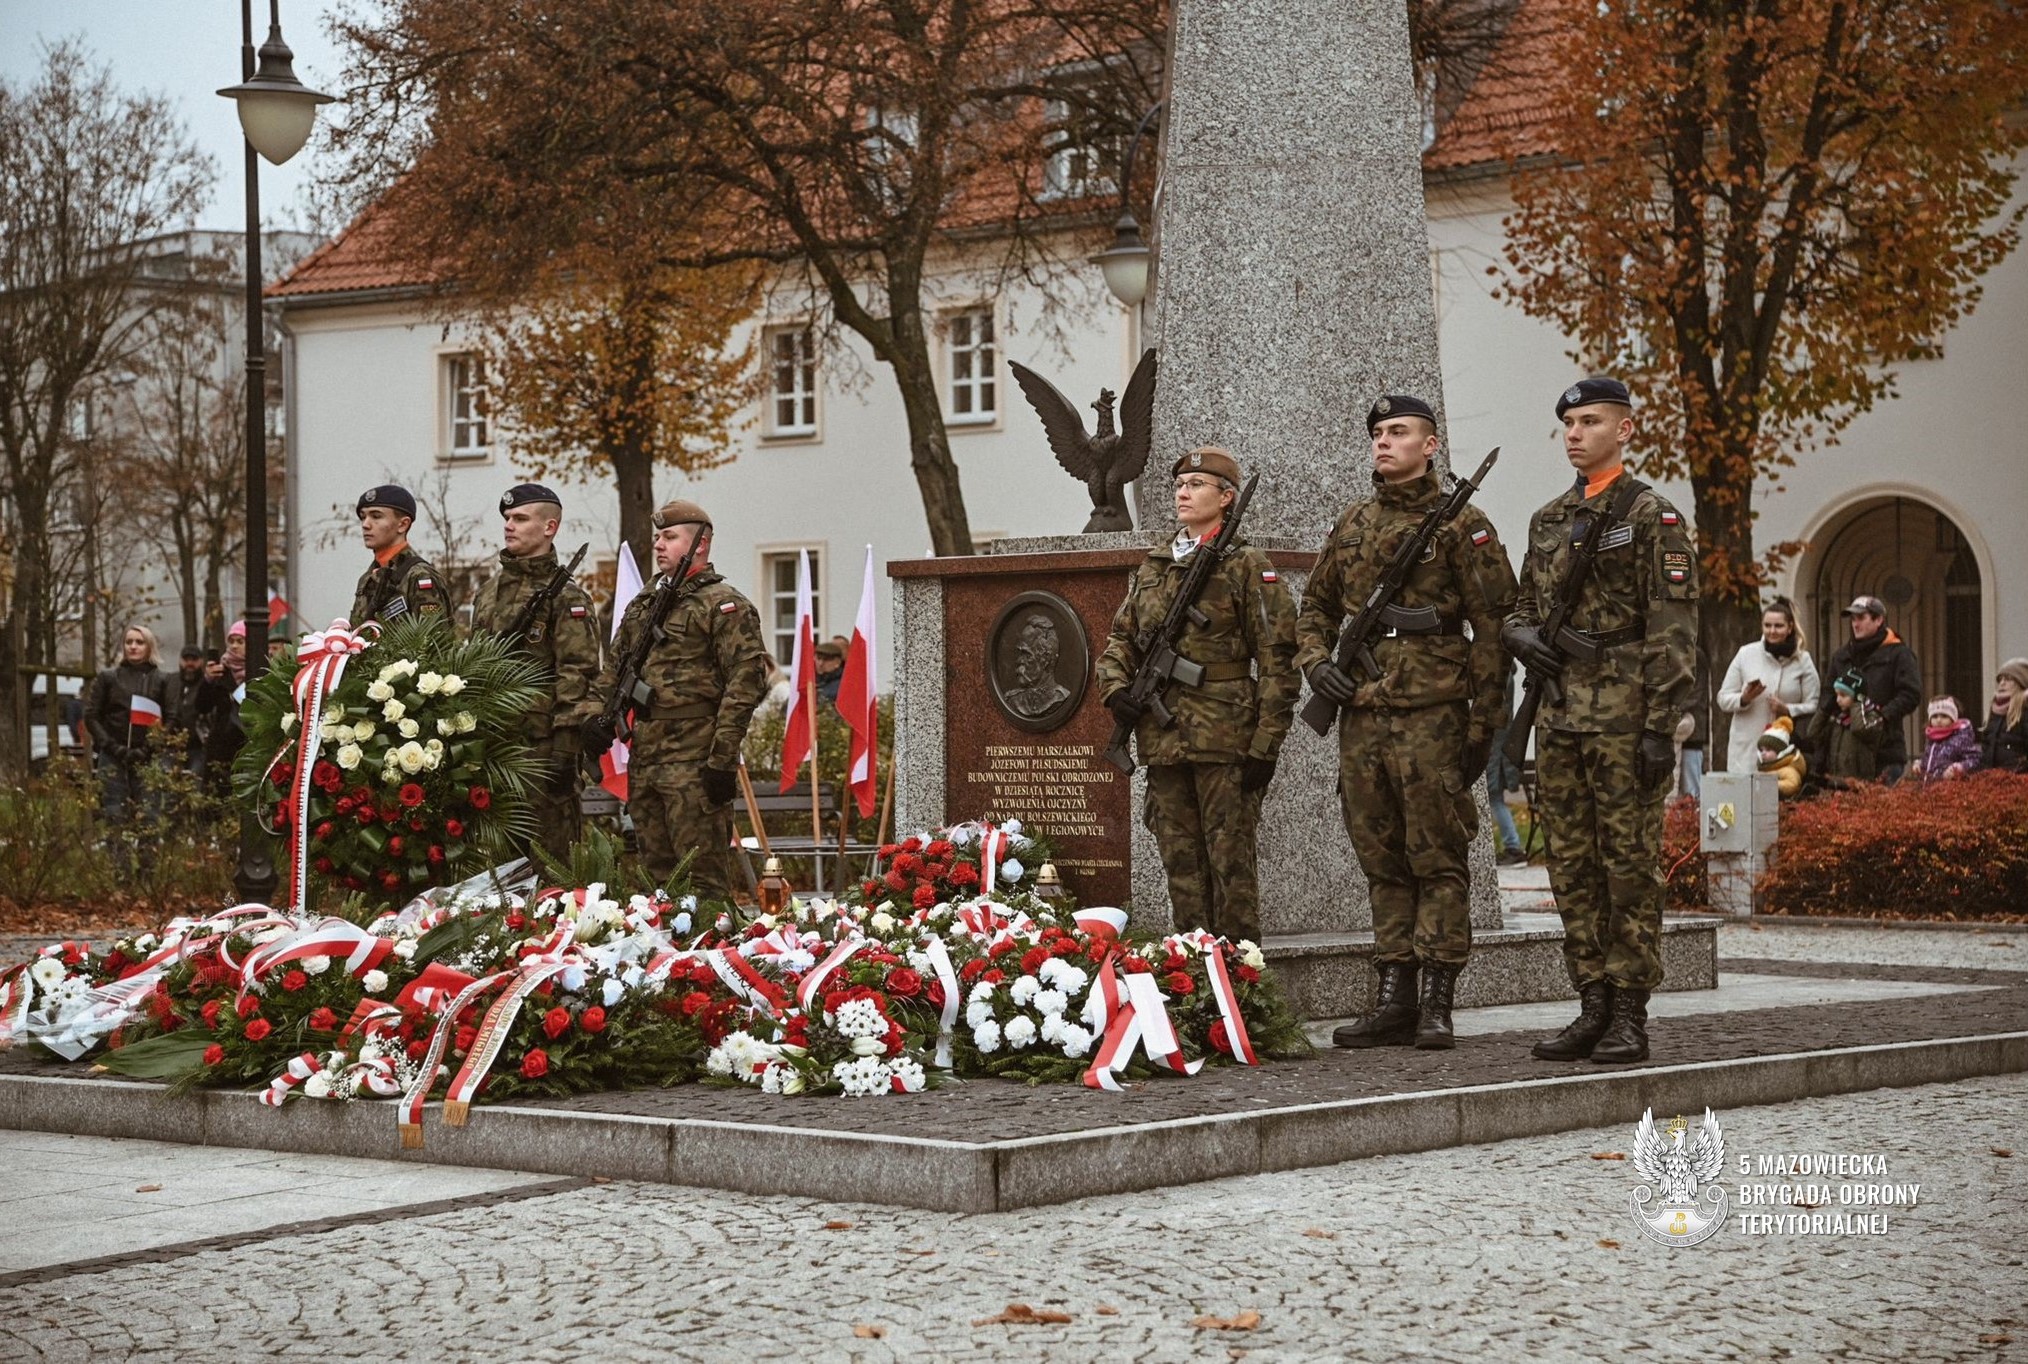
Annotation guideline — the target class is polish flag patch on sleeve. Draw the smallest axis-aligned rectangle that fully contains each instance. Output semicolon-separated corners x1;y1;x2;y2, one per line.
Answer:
1470;528;1491;546
1261;570;1278;582
417;578;435;591
1660;512;1680;526
719;601;739;614
569;605;588;618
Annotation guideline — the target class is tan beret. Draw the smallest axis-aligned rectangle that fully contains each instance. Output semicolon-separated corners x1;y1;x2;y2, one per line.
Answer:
1171;446;1242;485
652;498;712;530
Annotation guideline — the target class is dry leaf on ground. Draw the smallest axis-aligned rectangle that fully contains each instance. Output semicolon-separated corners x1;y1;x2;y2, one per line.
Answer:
973;1303;1074;1326
1597;1239;1620;1249
852;1324;885;1339
135;1184;162;1193
1192;1311;1262;1331
1591;1152;1626;1161
822;1219;854;1230
1095;1305;1119;1316
1301;1228;1336;1239
1993;1148;2014;1158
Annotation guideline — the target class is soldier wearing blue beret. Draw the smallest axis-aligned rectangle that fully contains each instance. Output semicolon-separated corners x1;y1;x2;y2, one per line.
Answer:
350;484;451;627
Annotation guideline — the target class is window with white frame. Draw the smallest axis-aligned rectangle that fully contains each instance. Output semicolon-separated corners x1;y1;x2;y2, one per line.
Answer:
946;308;996;423
442;353;490;458
762;549;822;666
766;327;818;436
1041;89;1121;201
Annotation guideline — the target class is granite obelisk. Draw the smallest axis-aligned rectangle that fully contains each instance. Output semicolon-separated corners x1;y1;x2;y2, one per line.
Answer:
1134;0;1501;935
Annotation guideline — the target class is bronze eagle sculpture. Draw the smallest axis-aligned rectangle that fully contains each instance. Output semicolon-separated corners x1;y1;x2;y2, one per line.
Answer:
1009;347;1157;533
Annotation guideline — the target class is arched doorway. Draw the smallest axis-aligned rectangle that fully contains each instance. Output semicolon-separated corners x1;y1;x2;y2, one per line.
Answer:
1805;496;1985;754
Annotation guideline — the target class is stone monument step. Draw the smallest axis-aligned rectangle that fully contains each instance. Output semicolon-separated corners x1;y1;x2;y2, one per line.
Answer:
1264;912;1719;1019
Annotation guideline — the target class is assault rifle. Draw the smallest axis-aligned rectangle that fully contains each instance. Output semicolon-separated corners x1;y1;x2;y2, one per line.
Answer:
506;542;589;648
1501;476;1646;767
596;537;702;750
1299;447;1500;737
1102;473;1260;775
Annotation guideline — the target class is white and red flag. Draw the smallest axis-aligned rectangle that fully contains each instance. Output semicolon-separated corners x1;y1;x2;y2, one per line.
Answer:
836;544;879;818
778;548;817;792
600;545;646;801
127;694;163;728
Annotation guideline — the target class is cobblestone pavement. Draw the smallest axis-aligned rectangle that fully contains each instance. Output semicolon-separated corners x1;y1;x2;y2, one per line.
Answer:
4;1074;2022;1362
1720;920;2028;971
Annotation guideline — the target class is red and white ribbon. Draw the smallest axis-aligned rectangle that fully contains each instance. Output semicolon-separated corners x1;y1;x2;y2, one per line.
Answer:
923;937;961;1068
707;948;787;1018
236;918;394;1008
257;1052;326;1106
1081;969;1203;1093
440;956;576;1125
1160;929;1259;1067
274;622;373;909
955;901;1031;945
797;940;863;1011
1073;907;1127;940
978;822;1006;890
400;969;514;1147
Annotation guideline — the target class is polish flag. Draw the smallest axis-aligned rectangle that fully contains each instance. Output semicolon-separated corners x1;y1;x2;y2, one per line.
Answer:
778;548;817;792
600;546;646;801
128;695;163;728
836;545;879;818
267;593;292;628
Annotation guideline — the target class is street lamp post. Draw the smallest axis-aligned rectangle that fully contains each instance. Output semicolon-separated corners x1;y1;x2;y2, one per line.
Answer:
1089;102;1164;309
219;0;333;904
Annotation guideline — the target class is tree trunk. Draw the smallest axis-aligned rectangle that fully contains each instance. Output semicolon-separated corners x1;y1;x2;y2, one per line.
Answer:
204;553;226;645
177;529;199;642
886;308;974;558
1691;452;1768;773
610;441;656;580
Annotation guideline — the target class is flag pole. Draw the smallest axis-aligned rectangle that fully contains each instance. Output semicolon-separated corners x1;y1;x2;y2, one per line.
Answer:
736;755;772;855
806;665;823;891
868;752;895;878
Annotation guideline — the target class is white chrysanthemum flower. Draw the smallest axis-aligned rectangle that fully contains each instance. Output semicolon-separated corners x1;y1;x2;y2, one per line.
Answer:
382;698;406;722
965;1000;995;1028
948;826;974;847
1009;976;1040;1007
760;1064;784;1095
833;997;888;1040
303;1072;333;1100
1059;1023;1094;1059
967;980;997;1005
335;743;362;770
1039;1013;1067;1045
889;1058;926;1093
358;1038;384;1063
366;680;395;702
439;674;465;695
391;940;417;960
1004;1015;1037;1049
29;957;65;990
361;969;389;995
302;955;332;976
972;1019;1002;1054
869;911;896;936
999;858;1024;883
1053;965;1089;997
1033;988;1068;1017
705;1046;733;1077
416;671;445;695
398;718;420;739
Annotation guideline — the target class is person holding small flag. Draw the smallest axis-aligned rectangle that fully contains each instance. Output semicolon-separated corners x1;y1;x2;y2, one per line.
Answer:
582;499;769;901
83;625;170;870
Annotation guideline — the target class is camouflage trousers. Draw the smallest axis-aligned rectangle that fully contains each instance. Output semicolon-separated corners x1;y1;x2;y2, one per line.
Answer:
1338;703;1477;966
1535;728;1666;990
519;769;584;869
630;761;737;903
1143;762;1264;943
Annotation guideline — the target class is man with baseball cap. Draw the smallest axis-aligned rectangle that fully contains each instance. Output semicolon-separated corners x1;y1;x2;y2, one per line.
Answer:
1297;395;1517;1051
471;483;603;857
349;484;450;627
1816;594;1922;783
1503;377;1697;1065
1096;445;1297;946
581;498;769;901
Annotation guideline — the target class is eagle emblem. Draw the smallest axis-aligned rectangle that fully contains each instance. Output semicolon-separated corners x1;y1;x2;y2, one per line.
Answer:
1629;1108;1729;1246
1009;347;1158;534
1564;385;1585;406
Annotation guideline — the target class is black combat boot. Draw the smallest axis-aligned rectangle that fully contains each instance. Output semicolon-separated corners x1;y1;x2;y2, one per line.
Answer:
1589;987;1651;1063
1414;961;1460;1050
1332;961;1419;1048
1531;981;1612;1061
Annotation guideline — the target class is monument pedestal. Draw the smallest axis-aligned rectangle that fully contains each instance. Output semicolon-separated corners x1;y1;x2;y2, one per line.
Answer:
888;536;1502;937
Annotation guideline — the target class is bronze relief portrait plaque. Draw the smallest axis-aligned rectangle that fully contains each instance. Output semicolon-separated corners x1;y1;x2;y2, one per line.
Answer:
985;591;1090;733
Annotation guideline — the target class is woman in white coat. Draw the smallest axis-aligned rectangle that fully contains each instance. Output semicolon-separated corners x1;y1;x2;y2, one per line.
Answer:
1717;599;1818;773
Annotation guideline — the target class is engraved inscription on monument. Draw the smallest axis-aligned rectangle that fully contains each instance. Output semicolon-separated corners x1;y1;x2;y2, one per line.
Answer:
966;741;1119;868
985;591;1089;733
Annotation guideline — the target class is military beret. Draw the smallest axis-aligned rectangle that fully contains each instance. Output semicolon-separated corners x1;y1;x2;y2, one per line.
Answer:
1555;377;1634;418
1171;446;1242;485
356;484;417;520
652;498;712;530
500;482;562;515
1366;394;1437;432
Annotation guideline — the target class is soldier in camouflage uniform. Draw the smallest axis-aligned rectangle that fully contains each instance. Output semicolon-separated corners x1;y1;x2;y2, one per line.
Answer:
581;499;769;903
1297;395;1518;1050
350;484;451;627
1501;378;1698;1064
470;483;603;861
1096;446;1298;944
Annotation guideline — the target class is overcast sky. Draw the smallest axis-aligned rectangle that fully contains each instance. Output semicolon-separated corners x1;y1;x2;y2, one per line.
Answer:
1;0;351;232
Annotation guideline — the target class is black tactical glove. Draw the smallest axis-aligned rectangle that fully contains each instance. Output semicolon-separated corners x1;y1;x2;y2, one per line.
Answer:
700;764;738;807
1635;730;1677;791
1104;692;1145;727
580;714;618;758
1306;660;1358;705
1499;621;1564;679
1240;756;1277;795
547;752;581;794
1460;736;1493;790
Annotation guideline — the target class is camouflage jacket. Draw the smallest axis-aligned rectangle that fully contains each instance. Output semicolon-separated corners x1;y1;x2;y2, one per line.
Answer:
1096;533;1298;766
350;544;451;627
1293;469;1518;741
470;546;603;751
1507;472;1699;735
590;567;769;770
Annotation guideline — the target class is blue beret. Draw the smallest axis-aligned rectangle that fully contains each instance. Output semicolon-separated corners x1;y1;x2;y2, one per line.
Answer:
500;483;563;515
1556;377;1633;418
1367;394;1437;433
356;484;417;520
